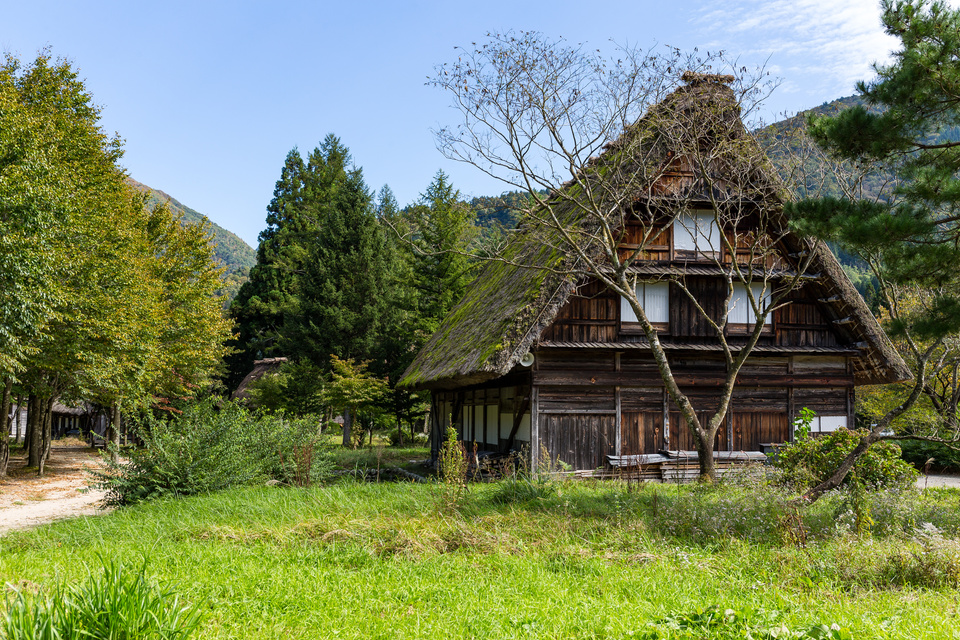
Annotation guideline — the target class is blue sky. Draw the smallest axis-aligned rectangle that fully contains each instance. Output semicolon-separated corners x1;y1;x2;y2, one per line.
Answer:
3;0;915;247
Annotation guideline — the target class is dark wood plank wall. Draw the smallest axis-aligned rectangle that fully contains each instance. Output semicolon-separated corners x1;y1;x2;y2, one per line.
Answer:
541;279;619;343
617;225;672;262
541;414;616;470
669;278;728;338
733;413;790;451
775;299;839;347
527;350;853;465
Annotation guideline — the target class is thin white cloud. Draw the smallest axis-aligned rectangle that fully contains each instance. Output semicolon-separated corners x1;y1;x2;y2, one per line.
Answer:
692;0;900;109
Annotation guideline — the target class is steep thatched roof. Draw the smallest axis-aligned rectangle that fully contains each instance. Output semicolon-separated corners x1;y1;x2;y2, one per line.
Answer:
400;74;910;390
232;357;288;401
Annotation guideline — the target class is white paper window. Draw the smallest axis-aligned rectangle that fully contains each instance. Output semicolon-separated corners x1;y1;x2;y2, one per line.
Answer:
486;405;499;444
621;282;670;324
674;210;720;253
798;416;848;434
819;416;847;432
727;283;771;325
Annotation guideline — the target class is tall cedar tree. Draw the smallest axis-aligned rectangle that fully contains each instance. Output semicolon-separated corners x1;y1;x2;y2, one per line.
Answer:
407;170;477;334
375;185;430;439
281;168;396;386
227;136;351;387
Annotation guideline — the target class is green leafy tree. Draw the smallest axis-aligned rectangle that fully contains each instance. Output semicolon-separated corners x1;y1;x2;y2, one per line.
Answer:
322;355;389;448
0;52;232;471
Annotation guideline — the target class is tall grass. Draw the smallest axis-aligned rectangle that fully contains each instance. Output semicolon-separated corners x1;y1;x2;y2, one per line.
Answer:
1;479;958;638
1;560;201;640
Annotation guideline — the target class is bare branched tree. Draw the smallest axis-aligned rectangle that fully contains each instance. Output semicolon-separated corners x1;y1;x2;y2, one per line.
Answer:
429;32;823;481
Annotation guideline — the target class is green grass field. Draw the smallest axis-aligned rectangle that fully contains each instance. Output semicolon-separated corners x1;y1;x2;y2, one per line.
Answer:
2;475;959;639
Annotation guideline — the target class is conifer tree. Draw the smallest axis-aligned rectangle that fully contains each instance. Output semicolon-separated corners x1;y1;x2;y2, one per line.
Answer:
227;135;353;387
282;169;393;372
405;170;477;334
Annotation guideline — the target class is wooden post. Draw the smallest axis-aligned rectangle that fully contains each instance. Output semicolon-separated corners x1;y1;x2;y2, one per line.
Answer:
615;386;622;456
662;388;671;451
787;387;795;441
429;393;442;462
614;352;622;456
530;385;540;473
847;387;855;430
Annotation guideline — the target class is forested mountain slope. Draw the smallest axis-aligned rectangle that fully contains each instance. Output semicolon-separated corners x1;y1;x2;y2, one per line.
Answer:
127;178;255;301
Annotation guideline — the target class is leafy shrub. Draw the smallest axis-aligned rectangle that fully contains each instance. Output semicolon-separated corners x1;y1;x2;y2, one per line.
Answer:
1;561;202;639
387;430;429;447
438;427;466;489
90;400;333;505
898;437;960;471
772;428;918;491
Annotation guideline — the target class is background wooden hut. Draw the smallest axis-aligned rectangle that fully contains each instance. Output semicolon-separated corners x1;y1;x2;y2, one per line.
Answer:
400;74;910;475
231;357;289;402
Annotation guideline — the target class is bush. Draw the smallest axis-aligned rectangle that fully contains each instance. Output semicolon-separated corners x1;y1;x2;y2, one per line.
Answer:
772;428;918;491
90;400;333;505
898;437;960;471
387;430;429;447
1;561;202;639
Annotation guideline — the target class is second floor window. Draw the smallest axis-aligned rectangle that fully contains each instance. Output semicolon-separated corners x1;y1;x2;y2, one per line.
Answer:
621;281;670;325
674;210;720;255
727;283;771;326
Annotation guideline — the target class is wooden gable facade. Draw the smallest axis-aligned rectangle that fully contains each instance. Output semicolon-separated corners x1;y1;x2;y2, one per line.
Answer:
401;74;911;474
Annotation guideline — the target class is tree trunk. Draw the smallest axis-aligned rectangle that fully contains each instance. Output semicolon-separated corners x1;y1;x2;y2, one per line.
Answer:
0;378;12;477
341;409;352;448
38;398;52;476
14;395;22;444
109;404;121;463
396;415;404;447
696;426;717;483
27;394;40;468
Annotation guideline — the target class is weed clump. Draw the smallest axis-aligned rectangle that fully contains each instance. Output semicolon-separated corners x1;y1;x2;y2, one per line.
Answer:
1;560;202;639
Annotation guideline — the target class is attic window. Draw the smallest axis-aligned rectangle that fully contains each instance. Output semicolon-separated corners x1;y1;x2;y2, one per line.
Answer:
727;283;771;326
674;210;720;255
621;281;669;326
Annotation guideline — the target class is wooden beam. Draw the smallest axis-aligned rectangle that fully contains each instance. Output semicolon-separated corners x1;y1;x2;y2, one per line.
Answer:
530;386;540;473
504;386;531;451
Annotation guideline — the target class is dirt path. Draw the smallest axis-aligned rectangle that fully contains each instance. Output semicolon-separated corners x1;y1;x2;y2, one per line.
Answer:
0;441;110;536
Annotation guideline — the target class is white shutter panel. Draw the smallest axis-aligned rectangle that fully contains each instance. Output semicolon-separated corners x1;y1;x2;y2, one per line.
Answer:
621;292;639;323
728;284;749;324
645;282;670;323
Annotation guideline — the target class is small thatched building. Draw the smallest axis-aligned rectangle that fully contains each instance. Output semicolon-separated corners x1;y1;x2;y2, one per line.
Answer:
400;73;910;473
232;357;289;402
